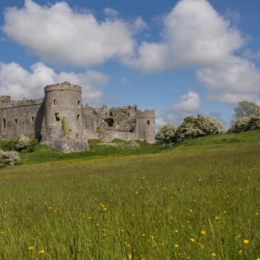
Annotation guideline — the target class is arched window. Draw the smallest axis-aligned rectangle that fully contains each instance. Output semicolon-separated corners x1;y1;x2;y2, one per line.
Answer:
14;118;18;124
54;99;58;106
105;118;114;127
77;114;80;121
147;120;150;125
31;117;35;123
78;100;80;106
3;118;6;129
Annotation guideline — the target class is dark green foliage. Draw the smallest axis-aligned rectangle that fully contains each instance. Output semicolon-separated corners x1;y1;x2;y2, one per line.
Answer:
0;138;39;152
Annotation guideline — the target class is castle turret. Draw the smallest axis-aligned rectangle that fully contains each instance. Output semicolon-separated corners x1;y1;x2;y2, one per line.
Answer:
42;82;89;153
137;109;155;143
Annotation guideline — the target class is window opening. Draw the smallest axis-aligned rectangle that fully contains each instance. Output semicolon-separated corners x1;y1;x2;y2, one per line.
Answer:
55;113;60;121
54;99;58;106
77;114;80;121
78;100;80;106
3;118;6;129
105;118;114;127
110;111;113;116
147;120;150;125
14;118;18;124
31;117;35;123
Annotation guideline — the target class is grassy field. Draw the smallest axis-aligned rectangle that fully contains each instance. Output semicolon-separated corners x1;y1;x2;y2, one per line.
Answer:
0;131;260;259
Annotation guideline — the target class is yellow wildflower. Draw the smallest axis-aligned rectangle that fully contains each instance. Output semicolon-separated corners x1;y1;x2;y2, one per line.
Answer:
28;247;34;250
190;238;195;242
174;244;179;248
201;230;206;235
211;253;216;257
243;240;249;244
38;250;45;254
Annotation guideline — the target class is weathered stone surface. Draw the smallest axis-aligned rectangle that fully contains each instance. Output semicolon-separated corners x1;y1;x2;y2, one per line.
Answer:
0;82;155;153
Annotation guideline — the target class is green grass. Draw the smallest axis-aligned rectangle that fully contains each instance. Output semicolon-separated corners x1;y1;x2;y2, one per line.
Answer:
0;131;260;259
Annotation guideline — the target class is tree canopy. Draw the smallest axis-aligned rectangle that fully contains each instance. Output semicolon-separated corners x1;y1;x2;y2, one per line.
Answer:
232;101;260;124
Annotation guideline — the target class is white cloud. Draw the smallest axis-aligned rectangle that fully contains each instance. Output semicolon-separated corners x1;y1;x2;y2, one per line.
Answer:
243;48;260;59
2;0;138;67
168;91;201;112
155;91;202;129
103;8;118;17
0;62;110;106
166;91;201;125
121;77;130;85
155;110;169;131
197;56;260;104
124;0;244;73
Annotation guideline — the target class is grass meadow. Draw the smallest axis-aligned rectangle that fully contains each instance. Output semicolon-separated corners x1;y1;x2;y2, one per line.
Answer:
1;131;260;259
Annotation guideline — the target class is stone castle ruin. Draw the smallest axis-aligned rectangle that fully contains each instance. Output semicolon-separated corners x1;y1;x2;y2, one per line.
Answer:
0;82;155;153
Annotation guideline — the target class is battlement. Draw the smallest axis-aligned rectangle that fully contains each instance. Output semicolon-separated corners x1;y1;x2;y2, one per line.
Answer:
0;96;11;104
45;82;82;93
0;98;44;109
138;109;155;118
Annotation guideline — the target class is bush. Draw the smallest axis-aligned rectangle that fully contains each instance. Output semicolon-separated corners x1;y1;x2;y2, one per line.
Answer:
2;135;39;152
0;150;19;167
14;135;31;151
156;124;176;145
228;114;260;133
175;114;225;143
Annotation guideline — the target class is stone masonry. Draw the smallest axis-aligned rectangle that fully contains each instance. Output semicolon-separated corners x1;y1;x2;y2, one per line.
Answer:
0;82;155;153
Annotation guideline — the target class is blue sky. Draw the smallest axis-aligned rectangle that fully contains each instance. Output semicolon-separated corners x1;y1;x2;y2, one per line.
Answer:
1;0;260;130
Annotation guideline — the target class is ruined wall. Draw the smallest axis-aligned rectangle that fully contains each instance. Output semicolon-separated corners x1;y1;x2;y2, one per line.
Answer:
0;82;155;151
0;98;44;140
82;105;99;139
42;82;89;153
137;109;155;143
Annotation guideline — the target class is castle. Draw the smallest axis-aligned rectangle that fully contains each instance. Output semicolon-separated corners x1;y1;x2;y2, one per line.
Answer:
0;82;155;153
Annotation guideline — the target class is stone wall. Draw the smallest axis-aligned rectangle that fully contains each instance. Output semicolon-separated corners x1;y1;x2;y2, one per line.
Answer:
0;82;155;151
0;98;44;140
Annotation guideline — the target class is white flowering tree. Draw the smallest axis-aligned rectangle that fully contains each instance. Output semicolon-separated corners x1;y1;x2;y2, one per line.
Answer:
228;114;260;133
155;124;176;145
175;114;225;142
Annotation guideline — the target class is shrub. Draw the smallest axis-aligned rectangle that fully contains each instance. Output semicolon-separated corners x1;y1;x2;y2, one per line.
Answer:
228;114;260;133
155;124;176;145
14;135;31;151
0;150;19;167
175;114;225;143
61;118;67;135
2;135;39;152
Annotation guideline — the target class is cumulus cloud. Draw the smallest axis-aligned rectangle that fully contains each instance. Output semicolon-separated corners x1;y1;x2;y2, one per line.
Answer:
197;56;260;104
168;91;201;112
2;0;141;67
155;110;169;131
243;48;260;59
166;91;202;125
124;0;244;73
103;8;118;17
155;91;202;130
0;62;110;106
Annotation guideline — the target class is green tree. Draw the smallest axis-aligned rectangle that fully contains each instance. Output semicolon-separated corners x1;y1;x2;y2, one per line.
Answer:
232;101;260;124
155;124;176;145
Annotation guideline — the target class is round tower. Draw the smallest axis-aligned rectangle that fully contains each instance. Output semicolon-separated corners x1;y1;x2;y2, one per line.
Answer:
137;109;155;143
43;82;89;153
